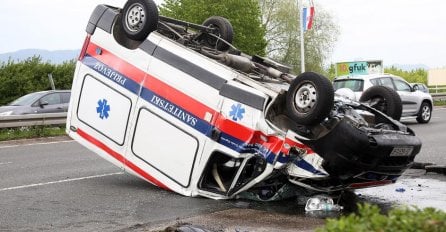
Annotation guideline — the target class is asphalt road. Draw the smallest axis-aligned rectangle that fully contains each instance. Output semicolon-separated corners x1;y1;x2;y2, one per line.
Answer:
0;107;445;231
402;107;446;166
0;141;237;231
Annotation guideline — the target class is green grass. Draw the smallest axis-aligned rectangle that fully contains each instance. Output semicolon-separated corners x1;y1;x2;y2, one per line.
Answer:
0;125;66;141
317;203;446;232
434;100;446;107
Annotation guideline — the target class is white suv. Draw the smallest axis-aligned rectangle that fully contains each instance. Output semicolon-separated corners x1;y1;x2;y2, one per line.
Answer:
334;74;433;123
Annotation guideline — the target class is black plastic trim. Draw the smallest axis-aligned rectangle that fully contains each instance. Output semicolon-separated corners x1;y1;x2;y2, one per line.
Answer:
220;84;265;110
402;101;417;105
97;7;119;33
139;40;157;55
86;5;119;34
153;46;227;90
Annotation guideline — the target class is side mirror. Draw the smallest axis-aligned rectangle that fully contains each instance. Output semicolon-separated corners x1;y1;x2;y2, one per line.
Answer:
412;84;419;92
39;100;49;108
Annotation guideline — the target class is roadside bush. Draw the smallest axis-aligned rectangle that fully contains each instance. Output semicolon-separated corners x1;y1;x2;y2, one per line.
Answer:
384;66;428;84
317;203;446;232
0;56;75;105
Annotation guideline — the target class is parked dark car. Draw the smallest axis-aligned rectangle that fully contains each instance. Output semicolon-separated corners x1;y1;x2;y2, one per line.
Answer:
0;90;71;116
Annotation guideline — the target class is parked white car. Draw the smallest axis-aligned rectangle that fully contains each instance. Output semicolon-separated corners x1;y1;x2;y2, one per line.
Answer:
334;74;433;123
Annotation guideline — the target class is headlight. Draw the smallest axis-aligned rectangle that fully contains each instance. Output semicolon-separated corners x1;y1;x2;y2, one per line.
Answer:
0;111;13;116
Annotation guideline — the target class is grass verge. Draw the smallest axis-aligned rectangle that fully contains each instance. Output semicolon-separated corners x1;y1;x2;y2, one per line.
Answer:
434;100;446;107
0;125;66;141
317;203;446;232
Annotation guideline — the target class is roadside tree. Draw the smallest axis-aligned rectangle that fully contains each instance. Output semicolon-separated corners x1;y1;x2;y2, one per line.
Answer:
260;0;339;74
160;0;267;56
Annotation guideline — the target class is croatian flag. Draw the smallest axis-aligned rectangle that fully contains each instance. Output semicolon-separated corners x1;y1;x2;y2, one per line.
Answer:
302;6;315;31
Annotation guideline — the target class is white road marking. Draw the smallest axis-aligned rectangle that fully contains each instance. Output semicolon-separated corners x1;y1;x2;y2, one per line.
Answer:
0;172;123;192
0;162;12;165
0;140;75;149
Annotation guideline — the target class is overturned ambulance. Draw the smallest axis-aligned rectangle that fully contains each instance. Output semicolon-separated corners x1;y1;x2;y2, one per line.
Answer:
66;0;421;200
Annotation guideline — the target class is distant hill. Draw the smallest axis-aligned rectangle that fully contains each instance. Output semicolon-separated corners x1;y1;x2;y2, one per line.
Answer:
0;49;80;64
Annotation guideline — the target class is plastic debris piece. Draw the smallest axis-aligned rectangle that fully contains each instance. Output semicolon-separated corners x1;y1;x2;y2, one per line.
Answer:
305;195;343;212
395;188;406;192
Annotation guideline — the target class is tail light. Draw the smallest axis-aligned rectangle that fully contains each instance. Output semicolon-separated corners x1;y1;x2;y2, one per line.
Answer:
78;35;91;61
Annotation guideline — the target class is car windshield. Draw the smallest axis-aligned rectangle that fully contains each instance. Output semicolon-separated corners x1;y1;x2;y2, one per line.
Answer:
8;92;44;106
333;79;364;91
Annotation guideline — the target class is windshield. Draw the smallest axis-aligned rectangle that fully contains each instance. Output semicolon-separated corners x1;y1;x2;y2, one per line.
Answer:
8;92;44;106
333;79;364;92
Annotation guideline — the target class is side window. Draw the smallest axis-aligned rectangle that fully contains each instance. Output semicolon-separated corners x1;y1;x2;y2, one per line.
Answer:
394;80;411;92
370;78;380;86
40;93;61;105
60;92;71;104
379;77;395;89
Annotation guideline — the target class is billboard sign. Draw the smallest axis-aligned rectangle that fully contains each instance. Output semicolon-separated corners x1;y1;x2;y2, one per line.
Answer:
336;60;383;76
428;68;446;86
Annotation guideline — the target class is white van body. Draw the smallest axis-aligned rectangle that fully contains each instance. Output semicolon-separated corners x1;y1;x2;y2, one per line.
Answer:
67;6;313;198
67;3;421;200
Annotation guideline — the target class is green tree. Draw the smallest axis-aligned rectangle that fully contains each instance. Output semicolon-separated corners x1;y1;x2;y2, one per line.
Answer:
326;63;336;80
260;0;339;74
385;66;427;84
0;57;75;105
159;0;267;55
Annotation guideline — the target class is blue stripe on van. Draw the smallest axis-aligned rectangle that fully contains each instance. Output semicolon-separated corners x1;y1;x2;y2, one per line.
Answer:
139;88;213;136
83;55;141;95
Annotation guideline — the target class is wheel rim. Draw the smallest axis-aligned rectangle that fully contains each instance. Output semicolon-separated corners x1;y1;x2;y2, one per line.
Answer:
421;105;431;121
125;3;146;32
294;83;317;113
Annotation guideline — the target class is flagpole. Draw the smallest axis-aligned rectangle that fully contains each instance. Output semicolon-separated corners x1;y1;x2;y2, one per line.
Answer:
300;0;305;73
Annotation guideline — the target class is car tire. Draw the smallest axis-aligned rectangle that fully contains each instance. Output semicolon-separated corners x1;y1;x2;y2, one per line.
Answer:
416;101;432;123
121;0;159;41
359;86;402;121
286;72;334;125
202;16;233;51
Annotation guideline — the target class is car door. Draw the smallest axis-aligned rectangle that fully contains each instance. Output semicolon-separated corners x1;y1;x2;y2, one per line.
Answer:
33;93;65;113
393;79;419;115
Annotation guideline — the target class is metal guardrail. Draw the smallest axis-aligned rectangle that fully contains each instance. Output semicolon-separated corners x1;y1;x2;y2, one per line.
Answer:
429;86;446;94
0;113;67;129
432;93;446;101
0;93;444;129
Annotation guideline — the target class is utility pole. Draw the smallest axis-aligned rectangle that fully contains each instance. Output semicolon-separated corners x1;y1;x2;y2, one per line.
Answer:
299;0;305;73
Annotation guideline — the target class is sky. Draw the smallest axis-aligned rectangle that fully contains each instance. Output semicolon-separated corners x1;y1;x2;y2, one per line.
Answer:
317;0;446;68
0;0;445;68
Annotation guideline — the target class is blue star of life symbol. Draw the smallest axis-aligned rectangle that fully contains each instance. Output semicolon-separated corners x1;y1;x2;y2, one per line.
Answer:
229;103;245;121
96;99;110;119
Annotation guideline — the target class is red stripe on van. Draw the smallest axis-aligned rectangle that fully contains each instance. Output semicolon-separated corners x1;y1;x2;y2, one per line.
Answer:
76;128;170;190
143;75;218;123
85;43;146;84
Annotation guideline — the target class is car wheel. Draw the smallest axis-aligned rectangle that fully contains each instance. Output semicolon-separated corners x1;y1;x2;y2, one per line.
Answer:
202;16;233;51
359;86;402;121
416;102;432;123
286;72;334;125
121;0;159;41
